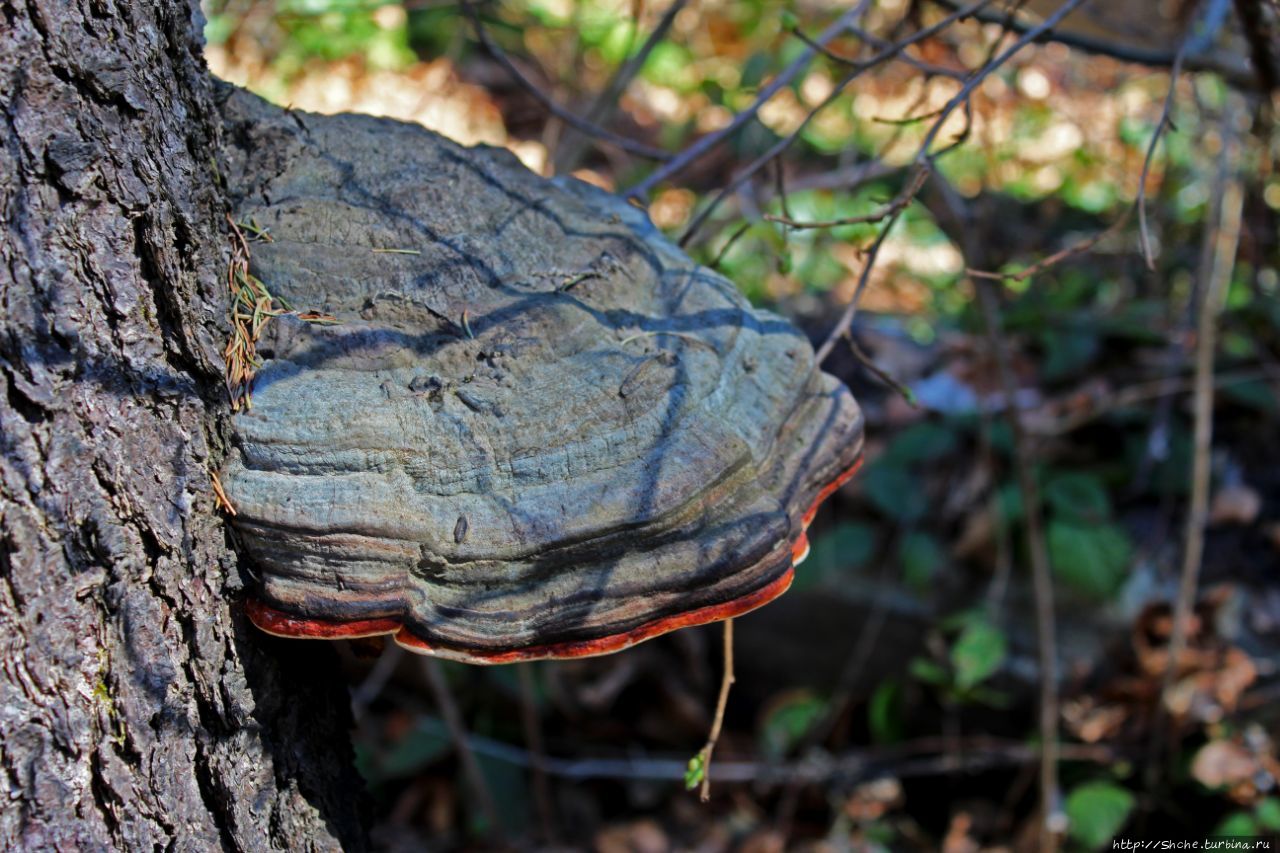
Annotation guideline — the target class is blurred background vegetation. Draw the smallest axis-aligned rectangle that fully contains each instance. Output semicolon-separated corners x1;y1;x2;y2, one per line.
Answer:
203;1;1280;849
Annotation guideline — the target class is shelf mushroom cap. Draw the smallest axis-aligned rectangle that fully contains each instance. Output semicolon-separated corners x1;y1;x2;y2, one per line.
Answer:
218;92;864;664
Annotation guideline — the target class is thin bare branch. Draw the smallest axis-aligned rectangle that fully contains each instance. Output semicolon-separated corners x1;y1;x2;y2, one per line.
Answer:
813;165;932;365
846;333;920;406
766;167;931;230
408;722;1117;784
676;0;993;247
709;221;752;270
967;208;1133;283
695;618;735;801
1156;99;1245;765
1137;11;1199;269
462;1;670;161
793;22;966;80
517;665;557;844
626;0;876;199
555;0;690;172
929;0;1256;87
914;0;1092;163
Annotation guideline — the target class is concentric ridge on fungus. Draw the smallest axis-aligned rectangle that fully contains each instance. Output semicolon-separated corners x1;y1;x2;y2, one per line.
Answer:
218;90;864;664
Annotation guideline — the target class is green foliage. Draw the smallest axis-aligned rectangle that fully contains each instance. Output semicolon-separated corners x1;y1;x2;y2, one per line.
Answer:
1048;520;1133;599
863;422;962;524
1065;781;1136;849
684;752;706;790
867;679;904;744
758;692;828;760
1214;797;1280;837
797;521;877;590
863;462;929;523
900;530;945;590
910;612;1008;704
948;613;1007;691
1044;472;1111;523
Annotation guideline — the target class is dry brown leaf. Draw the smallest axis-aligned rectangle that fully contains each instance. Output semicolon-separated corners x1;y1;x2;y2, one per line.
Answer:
1192;740;1260;790
845;777;904;822
952;509;995;560
1062;697;1128;744
942;811;980;853
1209;484;1262;526
594;818;670;853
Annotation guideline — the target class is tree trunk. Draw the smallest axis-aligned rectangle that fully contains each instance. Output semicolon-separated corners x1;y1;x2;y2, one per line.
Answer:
0;1;366;848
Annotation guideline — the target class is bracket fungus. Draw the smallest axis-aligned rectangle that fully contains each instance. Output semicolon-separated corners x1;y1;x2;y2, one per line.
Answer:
219;91;864;664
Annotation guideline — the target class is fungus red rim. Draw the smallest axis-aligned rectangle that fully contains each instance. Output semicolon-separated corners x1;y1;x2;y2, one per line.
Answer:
246;455;863;663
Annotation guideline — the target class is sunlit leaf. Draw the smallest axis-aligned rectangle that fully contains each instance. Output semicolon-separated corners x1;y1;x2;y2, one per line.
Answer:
950;615;1006;691
1065;781;1135;849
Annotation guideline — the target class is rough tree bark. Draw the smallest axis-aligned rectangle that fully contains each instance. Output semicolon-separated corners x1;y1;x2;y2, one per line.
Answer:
1;1;366;848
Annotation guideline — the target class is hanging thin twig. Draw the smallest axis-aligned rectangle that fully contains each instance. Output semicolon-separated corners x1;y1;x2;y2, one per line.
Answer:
691;619;735;801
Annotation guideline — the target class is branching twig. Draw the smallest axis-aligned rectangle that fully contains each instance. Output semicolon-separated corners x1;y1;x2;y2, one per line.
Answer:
766;167;931;230
967;208;1132;283
554;0;690;172
913;0;1091;162
626;0;876;199
462;1;670;161
676;0;993;246
813;165;931;365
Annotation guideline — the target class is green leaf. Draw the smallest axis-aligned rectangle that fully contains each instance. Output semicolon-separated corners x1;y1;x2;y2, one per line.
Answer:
885;422;959;465
863;463;929;523
1040;328;1099;381
950;616;1007;691
1213;811;1259;837
796;522;877;589
1048;521;1132;599
867;680;904;744
909;658;948;685
759;692;827;760
1044;472;1111;523
900;531;945;590
1065;781;1135;849
1256;797;1280;831
376;718;452;780
684;753;705;790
